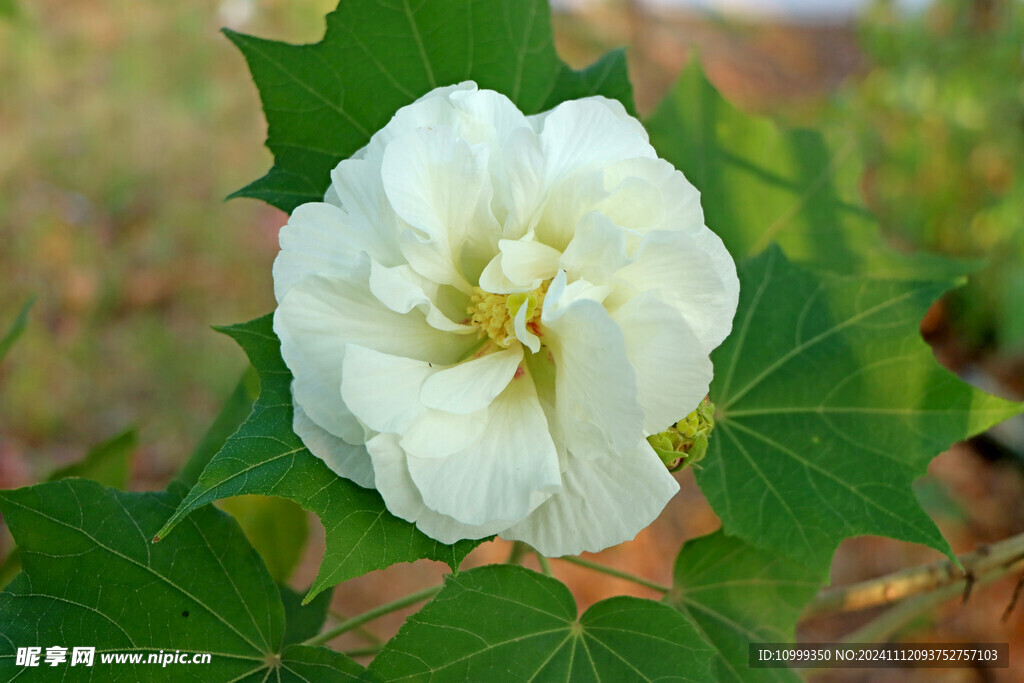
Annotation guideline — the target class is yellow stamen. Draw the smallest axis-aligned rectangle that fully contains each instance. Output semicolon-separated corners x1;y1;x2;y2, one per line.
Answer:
467;281;549;348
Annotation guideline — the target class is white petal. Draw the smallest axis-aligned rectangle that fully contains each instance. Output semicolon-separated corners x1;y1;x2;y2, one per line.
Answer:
340;344;485;459
448;87;532;148
598;157;705;236
615;228;739;352
478;253;528;294
273;202;381;302
407;373;561;525
532;169;607;252
293;403;374;488
502;442;679;556
366;433;509;544
513;300;541;353
383;126;499;290
355;82;478;165
275;269;469;443
559;212;632;285
543;269;612;312
497;237;562;286
368;260;474;334
328;158;404;263
541;283;644;457
420;346;522;415
277;268;466;365
494;127;545;236
612;292;712;433
535;97;656;188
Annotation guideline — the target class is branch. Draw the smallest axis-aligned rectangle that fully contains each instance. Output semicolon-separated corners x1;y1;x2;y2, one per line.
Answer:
802;531;1024;619
841;559;1024;643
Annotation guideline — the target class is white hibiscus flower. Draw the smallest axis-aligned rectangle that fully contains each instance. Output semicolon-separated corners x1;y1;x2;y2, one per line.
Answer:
272;82;739;557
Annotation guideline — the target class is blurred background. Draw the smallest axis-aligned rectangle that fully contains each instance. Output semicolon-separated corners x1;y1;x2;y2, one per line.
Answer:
1;1;1022;680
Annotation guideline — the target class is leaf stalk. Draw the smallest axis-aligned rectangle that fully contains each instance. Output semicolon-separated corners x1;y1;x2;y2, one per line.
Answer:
303;584;442;648
556;555;670;593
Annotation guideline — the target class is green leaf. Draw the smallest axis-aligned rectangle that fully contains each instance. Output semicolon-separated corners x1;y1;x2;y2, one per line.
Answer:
279;584;333;646
370;565;715;681
219;495;309;583
156;315;481;601
0;428;137;589
0;479;363;681
228;0;632;212
700;246;1023;572
174;367;259;490
665;531;821;682
0;297;33;364
646;60;967;281
47;427;135;489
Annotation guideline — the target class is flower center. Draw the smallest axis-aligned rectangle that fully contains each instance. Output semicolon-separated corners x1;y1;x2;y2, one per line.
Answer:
468;281;549;348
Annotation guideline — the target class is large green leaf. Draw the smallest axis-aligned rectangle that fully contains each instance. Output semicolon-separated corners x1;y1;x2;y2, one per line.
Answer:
369;565;715;681
228;0;632;212
700;247;1022;572
0;479;362;681
0;428;136;590
156;315;481;601
665;531;821;683
646;61;967;280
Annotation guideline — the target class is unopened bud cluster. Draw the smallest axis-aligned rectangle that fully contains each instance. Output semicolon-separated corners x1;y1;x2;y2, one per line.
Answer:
647;397;716;472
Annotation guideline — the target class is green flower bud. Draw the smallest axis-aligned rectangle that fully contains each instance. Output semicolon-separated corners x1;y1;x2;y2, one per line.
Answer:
646;397;716;472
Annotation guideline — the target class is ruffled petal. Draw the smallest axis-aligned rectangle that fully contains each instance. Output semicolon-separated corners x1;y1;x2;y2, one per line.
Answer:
293;404;374;488
615;228;740;352
355;82;477;165
368;260;474;334
273;202;389;302
497;237;561;286
535;97;656;188
501;442;679;556
559;212;632;286
532;169;607;251
476;235;561;295
366;433;508;544
383;126;500;291
597;157;705;237
541;277;644;457
493;127;545;236
407;371;561;526
340;344;485;459
420;346;522;415
328;158;405;264
612;292;712;433
275;267;470;443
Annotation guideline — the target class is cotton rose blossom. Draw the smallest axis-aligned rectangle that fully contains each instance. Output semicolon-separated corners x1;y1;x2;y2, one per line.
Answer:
272;82;739;556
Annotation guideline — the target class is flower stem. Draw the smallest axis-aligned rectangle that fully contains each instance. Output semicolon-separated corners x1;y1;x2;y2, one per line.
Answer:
556;556;670;593
536;553;553;576
303;585;442;648
328;609;382;645
342;645;383;658
506;540;530;565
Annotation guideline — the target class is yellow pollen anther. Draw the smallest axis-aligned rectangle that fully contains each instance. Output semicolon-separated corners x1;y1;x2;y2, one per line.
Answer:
468;281;549;348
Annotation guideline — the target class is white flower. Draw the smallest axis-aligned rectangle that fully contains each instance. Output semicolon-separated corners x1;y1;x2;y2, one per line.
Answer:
272;82;739;556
